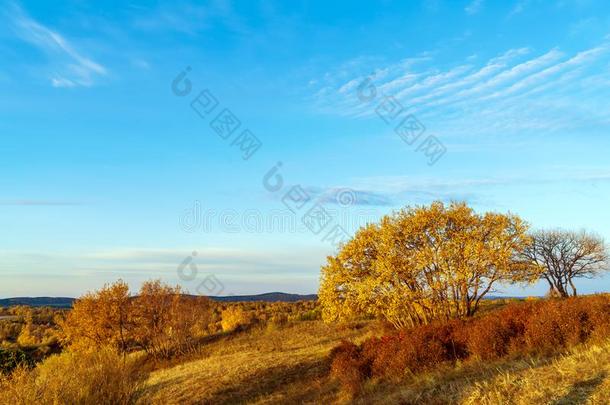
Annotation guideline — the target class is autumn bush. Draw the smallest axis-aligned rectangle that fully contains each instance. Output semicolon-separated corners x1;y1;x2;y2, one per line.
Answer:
59;281;318;359
465;302;534;360
131;282;213;357
0;347;142;405
320;202;538;328
362;319;467;380
220;306;253;332
523;295;610;353
329;340;370;396
330;294;610;394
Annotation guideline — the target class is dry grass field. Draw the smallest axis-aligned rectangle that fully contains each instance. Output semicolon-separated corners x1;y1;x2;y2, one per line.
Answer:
137;320;376;404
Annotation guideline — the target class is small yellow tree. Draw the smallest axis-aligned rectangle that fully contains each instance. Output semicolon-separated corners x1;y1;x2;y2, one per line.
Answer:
131;280;213;357
131;280;179;357
319;201;538;328
59;280;132;352
220;306;252;332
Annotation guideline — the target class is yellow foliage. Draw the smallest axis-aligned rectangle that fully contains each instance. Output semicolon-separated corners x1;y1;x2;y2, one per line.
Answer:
0;347;141;405
320;201;538;328
59;279;132;352
16;323;39;347
221;306;252;332
59;279;213;358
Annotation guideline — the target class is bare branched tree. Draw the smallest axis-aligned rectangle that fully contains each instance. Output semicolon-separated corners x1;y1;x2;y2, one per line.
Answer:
521;229;609;297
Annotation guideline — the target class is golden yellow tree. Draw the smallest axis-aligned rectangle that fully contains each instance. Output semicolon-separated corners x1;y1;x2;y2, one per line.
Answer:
319;202;537;328
131;279;213;357
131;279;179;357
59;280;132;352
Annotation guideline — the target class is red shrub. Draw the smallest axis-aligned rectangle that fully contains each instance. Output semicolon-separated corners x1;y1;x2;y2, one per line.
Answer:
329;341;370;395
524;298;595;353
361;320;467;379
329;294;610;393
465;302;533;360
576;294;610;342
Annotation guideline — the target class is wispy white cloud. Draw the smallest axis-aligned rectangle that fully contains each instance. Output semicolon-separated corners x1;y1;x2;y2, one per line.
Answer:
4;2;107;87
311;37;610;136
432;48;563;107
303;186;394;206
508;0;529;18
356;170;610;193
0;246;326;284
481;44;608;102
465;0;484;15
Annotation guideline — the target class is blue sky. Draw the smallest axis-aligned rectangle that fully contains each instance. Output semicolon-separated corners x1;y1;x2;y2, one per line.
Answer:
2;0;610;297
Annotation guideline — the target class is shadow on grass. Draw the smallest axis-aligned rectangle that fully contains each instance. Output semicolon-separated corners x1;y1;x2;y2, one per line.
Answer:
208;357;335;405
551;372;606;405
133;330;240;374
355;353;570;404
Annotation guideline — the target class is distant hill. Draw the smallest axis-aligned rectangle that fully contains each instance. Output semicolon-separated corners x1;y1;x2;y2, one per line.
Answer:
0;293;318;308
208;292;318;302
0;297;74;308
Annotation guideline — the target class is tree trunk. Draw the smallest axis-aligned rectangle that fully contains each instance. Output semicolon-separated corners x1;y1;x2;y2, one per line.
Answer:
553;281;569;298
568;279;578;296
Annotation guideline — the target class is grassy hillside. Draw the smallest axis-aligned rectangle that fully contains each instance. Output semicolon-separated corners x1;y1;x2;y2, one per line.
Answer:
138;321;375;404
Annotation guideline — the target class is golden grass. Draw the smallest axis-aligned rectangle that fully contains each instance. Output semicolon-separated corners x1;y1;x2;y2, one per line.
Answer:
463;341;610;404
137;321;376;404
0;347;143;405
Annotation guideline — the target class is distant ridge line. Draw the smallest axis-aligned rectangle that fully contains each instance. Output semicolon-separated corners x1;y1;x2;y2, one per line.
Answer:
0;297;75;308
207;292;318;303
0;293;318;308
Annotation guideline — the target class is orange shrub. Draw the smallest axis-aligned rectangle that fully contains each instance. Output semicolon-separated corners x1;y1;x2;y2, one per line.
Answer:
362;320;467;379
465;302;533;360
330;341;370;396
523;297;602;353
586;295;610;341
